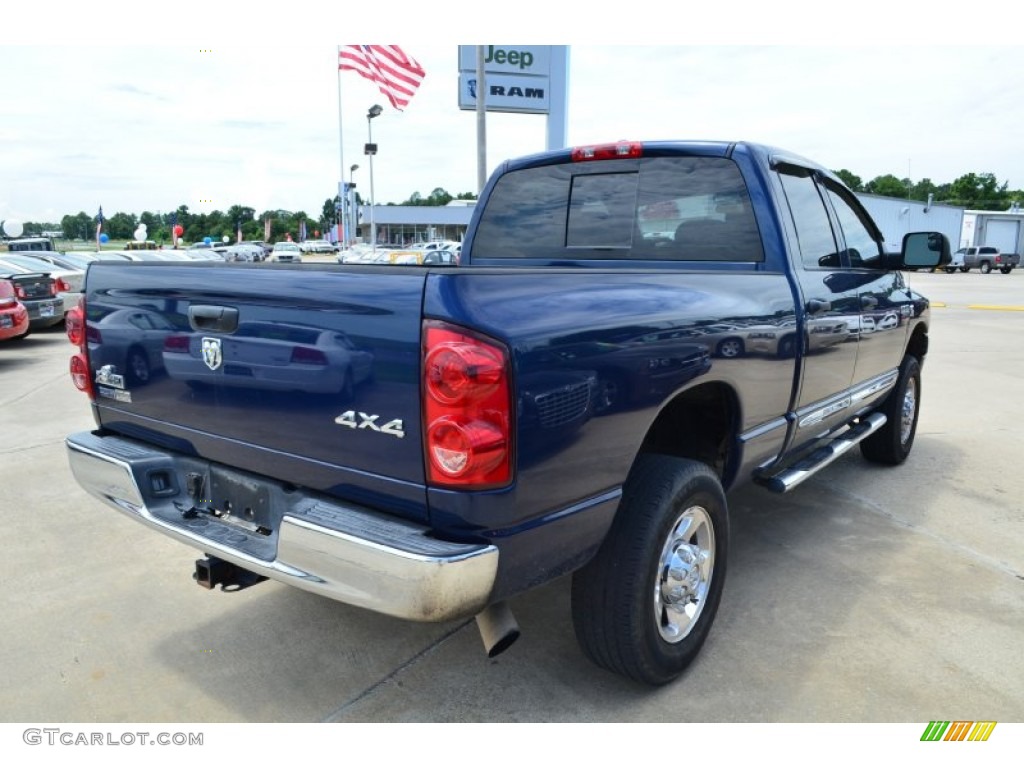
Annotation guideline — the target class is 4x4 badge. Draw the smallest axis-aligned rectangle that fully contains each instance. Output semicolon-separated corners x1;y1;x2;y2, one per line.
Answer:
334;410;405;438
202;337;223;371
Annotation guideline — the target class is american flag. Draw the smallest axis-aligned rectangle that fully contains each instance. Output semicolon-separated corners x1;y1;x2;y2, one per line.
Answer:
339;45;425;111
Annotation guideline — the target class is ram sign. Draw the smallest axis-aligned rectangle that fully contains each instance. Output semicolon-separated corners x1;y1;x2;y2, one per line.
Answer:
458;45;565;115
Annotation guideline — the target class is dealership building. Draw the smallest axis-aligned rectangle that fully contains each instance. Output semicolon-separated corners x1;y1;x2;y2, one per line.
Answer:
357;194;1021;254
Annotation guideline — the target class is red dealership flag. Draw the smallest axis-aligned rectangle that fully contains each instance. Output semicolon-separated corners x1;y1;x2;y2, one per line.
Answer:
339;45;425;111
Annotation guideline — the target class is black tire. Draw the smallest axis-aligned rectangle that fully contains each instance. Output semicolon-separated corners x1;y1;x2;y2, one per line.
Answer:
860;355;921;465
715;337;744;359
959;267;969;273
944;267;956;274
571;454;728;685
980;261;992;274
776;334;797;359
126;347;151;385
1000;267;1012;274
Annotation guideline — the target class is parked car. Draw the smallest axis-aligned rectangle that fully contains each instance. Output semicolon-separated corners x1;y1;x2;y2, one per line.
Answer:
86;307;178;386
0;279;30;342
423;248;459;265
0;254;82;317
270;242;303;263
300;240;337;255
241;241;272;261
25;250;101;271
162;322;374;396
0;269;62;330
221;244;262;263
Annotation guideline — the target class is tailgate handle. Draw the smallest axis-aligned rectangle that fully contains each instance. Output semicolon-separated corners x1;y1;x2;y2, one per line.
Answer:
189;305;239;333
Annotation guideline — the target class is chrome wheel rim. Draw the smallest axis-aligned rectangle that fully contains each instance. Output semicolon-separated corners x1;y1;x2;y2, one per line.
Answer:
719;341;741;358
900;377;917;444
654;504;715;643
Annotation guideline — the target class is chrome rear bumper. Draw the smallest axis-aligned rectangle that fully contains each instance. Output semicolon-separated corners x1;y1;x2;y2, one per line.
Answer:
65;431;498;622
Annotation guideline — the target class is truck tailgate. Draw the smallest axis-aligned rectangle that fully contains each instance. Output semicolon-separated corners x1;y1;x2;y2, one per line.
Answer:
84;262;428;515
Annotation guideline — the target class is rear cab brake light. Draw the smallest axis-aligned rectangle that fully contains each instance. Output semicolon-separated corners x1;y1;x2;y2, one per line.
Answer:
571;141;643;162
422;320;513;489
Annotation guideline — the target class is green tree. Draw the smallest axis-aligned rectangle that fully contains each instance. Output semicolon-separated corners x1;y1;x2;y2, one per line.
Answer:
427;187;453;206
107;211;138;240
833;169;863;192
908;179;939;203
62;212;93;241
865;174;909;198
946;172;1008;210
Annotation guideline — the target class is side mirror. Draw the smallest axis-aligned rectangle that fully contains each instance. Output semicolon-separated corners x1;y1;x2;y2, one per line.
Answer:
901;231;951;269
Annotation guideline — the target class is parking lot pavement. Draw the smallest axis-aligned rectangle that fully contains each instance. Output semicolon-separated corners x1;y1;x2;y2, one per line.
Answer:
1;272;1021;723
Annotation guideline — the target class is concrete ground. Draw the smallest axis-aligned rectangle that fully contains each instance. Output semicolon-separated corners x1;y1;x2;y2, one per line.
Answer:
0;269;1021;724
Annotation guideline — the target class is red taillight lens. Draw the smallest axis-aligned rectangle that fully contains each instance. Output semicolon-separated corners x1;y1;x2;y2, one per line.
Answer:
425;342;503;405
66;305;85;346
54;277;71;293
0;280;15;307
70;353;94;397
423;321;512;488
163;335;190;352
67;296;94;400
14;284;26;300
571;141;642;162
290;346;328;365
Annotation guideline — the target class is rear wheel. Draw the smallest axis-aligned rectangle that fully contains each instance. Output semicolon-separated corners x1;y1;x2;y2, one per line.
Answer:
571;454;728;685
1000;267;1012;274
126;347;151;385
980;261;992;274
716;338;744;359
861;355;921;465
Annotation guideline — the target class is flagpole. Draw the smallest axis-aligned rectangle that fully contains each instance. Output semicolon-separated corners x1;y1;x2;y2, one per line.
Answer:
337;47;346;248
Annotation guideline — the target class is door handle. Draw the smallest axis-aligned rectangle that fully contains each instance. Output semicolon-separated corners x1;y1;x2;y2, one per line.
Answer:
188;305;239;333
860;296;879;310
806;298;831;314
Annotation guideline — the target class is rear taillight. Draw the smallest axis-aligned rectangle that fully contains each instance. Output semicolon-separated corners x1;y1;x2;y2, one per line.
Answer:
66;296;94;399
423;321;512;488
291;346;328;365
65;304;85;346
54;277;71;293
0;280;14;307
571;141;642;162
14;284;27;300
49;280;59;297
163;335;190;352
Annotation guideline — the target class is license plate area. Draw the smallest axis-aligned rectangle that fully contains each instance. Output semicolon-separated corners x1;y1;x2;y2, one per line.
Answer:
208;466;274;534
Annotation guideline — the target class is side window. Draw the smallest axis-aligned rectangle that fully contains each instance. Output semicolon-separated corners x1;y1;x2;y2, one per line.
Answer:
823;186;882;267
778;172;839;269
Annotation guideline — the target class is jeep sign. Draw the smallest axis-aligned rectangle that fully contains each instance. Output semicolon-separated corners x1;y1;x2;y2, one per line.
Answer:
458;45;551;76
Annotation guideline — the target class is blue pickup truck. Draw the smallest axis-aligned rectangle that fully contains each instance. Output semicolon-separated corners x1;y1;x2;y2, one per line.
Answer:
64;140;950;685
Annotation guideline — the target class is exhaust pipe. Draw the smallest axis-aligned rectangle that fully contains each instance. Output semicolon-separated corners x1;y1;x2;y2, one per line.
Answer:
475;601;520;658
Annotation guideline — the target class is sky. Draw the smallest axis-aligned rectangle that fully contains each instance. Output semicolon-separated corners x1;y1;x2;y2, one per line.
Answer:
2;4;1022;229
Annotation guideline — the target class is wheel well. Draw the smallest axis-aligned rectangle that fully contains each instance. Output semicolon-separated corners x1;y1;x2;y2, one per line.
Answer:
907;325;928;364
637;382;739;486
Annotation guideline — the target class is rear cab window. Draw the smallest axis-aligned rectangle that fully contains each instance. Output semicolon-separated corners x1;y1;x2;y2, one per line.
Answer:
472;156;764;263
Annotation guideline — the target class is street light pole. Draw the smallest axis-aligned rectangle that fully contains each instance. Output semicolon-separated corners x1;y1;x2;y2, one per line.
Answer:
349;163;359;245
365;104;382;252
